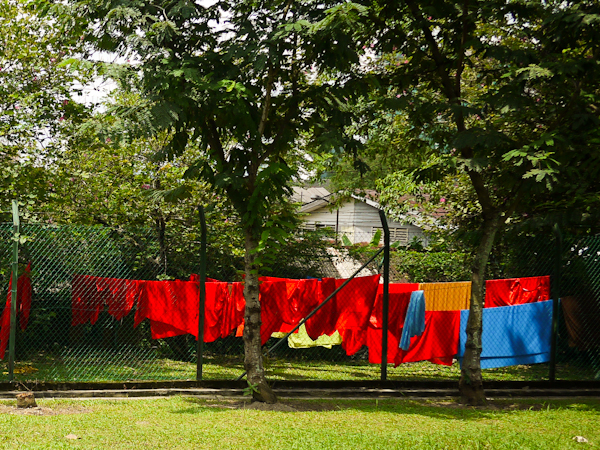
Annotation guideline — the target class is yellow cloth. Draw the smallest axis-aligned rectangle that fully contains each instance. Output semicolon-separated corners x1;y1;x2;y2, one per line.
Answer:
418;281;472;311
271;324;342;349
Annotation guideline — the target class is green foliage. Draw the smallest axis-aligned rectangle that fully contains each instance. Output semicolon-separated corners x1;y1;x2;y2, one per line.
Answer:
0;0;92;217
390;249;472;283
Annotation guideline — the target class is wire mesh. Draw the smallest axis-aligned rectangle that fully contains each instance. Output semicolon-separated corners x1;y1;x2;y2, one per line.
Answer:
1;219;599;384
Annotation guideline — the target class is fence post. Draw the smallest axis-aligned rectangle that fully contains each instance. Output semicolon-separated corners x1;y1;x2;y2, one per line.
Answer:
196;205;207;381
549;223;562;384
8;200;19;382
378;209;390;382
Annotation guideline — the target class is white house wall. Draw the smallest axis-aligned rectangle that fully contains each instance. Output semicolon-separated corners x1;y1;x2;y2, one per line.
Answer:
303;198;427;245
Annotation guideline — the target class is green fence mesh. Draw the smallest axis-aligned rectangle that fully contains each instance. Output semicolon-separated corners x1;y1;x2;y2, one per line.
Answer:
1;219;599;384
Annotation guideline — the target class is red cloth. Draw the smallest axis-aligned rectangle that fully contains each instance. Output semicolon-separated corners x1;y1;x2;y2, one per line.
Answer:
103;279;144;321
367;283;419;364
485;276;551;308
190;274;220;283
305;277;338;340
259;277;320;333
0;266;33;359
203;281;233;342
304;275;380;356
227;282;246;338
134;280;199;339
393;310;460;366
71;275;105;326
72;275;142;325
0;279;11;360
258;280;288;345
17;263;32;331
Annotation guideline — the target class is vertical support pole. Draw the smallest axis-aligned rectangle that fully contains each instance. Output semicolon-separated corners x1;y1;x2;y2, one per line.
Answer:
9;200;19;382
549;223;562;384
378;209;390;382
196;205;207;381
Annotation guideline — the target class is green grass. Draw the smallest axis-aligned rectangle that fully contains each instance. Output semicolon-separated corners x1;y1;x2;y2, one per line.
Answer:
1;352;596;383
0;397;599;449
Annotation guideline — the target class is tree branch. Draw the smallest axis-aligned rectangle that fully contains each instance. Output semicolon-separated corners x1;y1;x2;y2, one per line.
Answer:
455;0;470;98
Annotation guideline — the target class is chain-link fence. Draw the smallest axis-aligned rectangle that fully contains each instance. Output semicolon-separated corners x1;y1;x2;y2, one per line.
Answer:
1;215;599;384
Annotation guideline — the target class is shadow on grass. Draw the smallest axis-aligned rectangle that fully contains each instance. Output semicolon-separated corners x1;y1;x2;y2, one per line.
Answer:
170;396;600;420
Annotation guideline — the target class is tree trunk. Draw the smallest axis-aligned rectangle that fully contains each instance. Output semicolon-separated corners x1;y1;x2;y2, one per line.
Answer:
459;214;500;405
242;227;277;403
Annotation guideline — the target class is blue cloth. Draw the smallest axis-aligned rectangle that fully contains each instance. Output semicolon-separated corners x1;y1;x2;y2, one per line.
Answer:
457;300;553;369
399;290;426;351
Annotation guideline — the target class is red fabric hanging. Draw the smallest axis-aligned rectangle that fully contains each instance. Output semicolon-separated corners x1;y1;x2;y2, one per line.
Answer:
17;263;32;331
284;278;320;333
334;275;381;356
226;282;246;339
73;275;142;325
366;283;419;364
258;280;288;345
134;280;199;339
203;282;232;343
304;275;380;355
72;275;105;326
0;265;33;359
305;277;338;340
103;279;144;321
485;276;551;308
0;280;11;360
393;310;460;366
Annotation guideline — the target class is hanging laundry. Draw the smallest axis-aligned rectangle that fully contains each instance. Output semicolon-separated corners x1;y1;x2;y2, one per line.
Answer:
134;280;200;339
103;278;144;321
457;300;553;369
394;310;461;366
0;265;33;359
366;283;418;364
305;277;339;340
17;262;32;331
202;281;233;343
71;275;106;326
72;275;143;325
418;281;471;311
560;295;600;351
226;282;246;339
303;275;380;356
189;274;220;283
399;290;426;351
258;280;288;345
484;276;550;308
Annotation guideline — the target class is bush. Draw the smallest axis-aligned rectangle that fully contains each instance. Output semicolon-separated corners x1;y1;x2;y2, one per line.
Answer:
390;249;471;283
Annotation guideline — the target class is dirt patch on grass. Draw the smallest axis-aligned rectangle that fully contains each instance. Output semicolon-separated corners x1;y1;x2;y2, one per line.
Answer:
0;404;90;416
203;399;341;412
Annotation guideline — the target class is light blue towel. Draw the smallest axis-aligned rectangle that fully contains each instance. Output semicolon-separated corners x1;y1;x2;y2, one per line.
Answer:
399;290;426;351
456;300;553;369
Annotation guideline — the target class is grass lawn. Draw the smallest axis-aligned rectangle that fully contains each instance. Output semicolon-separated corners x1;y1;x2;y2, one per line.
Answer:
2;352;594;383
0;397;599;449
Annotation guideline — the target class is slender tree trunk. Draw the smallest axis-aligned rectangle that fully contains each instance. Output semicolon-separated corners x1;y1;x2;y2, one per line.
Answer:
459;214;500;405
242;227;277;403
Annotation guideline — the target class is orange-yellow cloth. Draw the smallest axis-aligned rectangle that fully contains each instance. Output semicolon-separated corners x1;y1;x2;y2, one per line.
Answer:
418;282;471;311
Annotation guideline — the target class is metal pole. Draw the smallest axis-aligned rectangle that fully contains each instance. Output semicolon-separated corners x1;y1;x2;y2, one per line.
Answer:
9;200;19;382
196;205;207;381
549;223;562;384
378;209;390;382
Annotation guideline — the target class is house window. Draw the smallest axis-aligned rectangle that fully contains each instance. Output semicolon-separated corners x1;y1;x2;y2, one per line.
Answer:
372;227;409;245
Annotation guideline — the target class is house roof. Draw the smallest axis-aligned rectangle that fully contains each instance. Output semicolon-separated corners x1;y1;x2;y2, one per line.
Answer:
291;186;336;213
